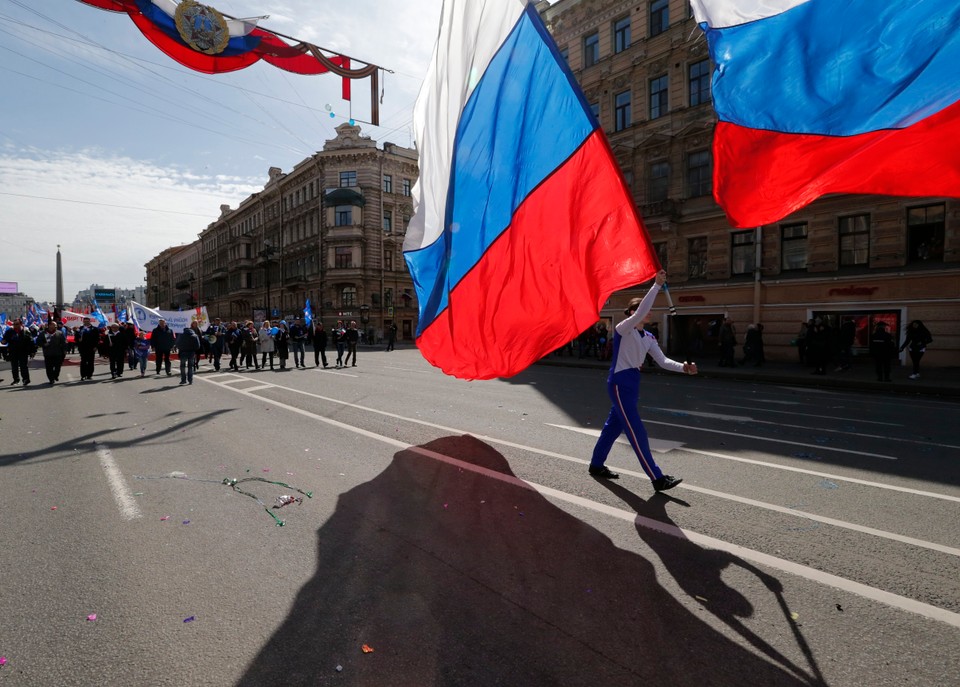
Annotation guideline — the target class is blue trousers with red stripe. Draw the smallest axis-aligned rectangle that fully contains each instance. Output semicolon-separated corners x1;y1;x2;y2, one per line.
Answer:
590;368;663;481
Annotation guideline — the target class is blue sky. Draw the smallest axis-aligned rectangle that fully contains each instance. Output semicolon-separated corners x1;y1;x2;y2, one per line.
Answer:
0;0;440;303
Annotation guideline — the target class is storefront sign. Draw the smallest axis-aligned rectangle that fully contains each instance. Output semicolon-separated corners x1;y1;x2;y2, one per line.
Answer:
828;286;878;296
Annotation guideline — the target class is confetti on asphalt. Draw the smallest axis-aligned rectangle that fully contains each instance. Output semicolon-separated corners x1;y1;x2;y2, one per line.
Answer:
160;516;170;521
182;520;191;525
87;614;97;622
790;612;800;620
0;656;8;666
361;644;374;653
50;506;57;511
695;596;708;603
335;665;343;672
819;480;839;490
133;492;144;496
183;616;195;623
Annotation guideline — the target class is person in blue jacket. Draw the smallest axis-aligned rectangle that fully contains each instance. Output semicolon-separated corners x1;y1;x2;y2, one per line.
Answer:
589;270;698;492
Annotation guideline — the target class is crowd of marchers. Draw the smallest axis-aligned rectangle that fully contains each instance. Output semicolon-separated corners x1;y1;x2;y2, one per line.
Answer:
1;314;400;387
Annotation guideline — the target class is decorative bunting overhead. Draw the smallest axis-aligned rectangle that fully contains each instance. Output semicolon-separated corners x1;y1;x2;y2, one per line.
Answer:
78;0;381;123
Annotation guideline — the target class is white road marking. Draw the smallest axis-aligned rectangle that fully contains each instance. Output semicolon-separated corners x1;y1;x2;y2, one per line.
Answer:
314;368;359;377
643;419;898;460
681;448;960;504
197;375;960;627
544;423;684;453
710;402;903;426
659;407;957;450
384;366;432;374
95;442;142;521
652;407;754;422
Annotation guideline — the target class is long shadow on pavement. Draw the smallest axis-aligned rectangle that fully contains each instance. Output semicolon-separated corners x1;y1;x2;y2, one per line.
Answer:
596;480;828;686
236;435;811;686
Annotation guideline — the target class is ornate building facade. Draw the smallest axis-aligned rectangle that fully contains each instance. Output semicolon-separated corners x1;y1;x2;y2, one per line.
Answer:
541;0;959;366
146;124;419;340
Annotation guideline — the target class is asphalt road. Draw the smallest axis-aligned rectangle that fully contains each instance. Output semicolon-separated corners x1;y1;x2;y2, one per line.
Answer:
1;350;958;686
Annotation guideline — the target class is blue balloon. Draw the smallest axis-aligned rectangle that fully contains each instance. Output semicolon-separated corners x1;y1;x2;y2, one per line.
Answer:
270;327;279;336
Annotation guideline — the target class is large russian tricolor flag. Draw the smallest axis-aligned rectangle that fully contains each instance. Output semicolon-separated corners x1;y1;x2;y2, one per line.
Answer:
693;0;960;228
404;0;658;380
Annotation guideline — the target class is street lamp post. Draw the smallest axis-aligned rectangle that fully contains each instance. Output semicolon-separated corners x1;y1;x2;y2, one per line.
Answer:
259;240;277;319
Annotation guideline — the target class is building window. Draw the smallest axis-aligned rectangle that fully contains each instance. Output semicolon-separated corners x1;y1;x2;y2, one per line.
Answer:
590;102;600;120
907;203;945;262
689;59;711;106
649;75;668;119
731;230;756;275
654;242;668;271
839;214;870;266
383;209;393;233
339;171;357;187
559;47;569;64
335;247;352;269
614;90;631;131
650;0;669;37
688;237;707;279
648;161;669;202
385;250;393;271
341;286;357;307
383;174;392;193
583;32;600;67
613;16;631;53
335;206;353;226
402;179;411;196
686;150;712;197
781;223;808;271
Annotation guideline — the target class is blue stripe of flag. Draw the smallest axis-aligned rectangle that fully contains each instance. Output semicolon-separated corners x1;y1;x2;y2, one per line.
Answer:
707;0;960;136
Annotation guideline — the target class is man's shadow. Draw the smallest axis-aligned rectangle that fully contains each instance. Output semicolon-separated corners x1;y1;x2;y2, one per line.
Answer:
237;436;812;686
596;479;827;687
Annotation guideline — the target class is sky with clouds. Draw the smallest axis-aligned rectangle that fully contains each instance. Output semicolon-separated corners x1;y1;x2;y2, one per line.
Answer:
0;0;441;303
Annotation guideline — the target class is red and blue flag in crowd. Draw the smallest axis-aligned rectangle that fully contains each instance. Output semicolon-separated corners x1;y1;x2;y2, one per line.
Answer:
404;0;658;380
692;0;960;228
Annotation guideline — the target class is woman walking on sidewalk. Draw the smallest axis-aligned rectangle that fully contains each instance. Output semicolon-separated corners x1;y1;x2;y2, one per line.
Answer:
900;320;933;380
588;270;698;492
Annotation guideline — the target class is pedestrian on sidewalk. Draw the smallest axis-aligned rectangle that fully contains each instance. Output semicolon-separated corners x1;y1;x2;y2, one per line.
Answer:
343;320;360;367
133;331;151;377
332;320;346;368
2;320;36;386
241;321;259;370
718;317;737;367
275;321;290;370
259;321;276;370
76;316;100;380
151;319;175;376
835;318;856;371
176;325;201;385
869;321;897;382
807;318;831;375
38;320;67;384
900;320;933;380
106;323;126;379
588;270;698;492
289;317;307;368
312;321;329;368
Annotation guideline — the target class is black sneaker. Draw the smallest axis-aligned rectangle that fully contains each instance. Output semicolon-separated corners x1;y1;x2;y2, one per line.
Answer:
588;465;620;479
652;475;683;492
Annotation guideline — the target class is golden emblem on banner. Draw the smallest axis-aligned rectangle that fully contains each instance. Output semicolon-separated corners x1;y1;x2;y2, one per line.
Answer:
175;0;230;55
